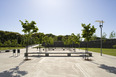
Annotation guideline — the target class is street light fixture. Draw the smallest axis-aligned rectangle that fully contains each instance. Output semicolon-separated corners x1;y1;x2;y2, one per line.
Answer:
95;20;104;56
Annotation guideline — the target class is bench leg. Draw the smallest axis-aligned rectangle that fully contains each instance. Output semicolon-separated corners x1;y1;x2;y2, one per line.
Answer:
67;53;71;56
89;53;92;57
84;54;90;60
45;53;49;56
24;53;28;57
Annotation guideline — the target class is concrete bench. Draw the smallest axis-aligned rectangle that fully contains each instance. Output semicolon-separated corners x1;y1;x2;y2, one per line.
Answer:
24;52;92;57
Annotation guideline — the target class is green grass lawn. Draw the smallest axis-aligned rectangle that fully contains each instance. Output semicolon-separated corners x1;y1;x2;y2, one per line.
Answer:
0;47;25;50
78;48;116;56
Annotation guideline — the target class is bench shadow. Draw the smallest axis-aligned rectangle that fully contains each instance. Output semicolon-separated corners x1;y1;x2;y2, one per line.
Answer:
0;60;28;77
99;64;116;74
9;56;18;58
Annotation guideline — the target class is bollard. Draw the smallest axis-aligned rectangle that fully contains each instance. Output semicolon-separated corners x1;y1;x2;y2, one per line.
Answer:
17;49;20;56
13;49;16;56
89;53;92;57
13;49;16;53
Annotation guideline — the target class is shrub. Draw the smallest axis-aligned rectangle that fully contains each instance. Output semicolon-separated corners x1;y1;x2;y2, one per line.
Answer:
0;42;3;47
113;45;116;48
4;40;11;47
11;40;17;47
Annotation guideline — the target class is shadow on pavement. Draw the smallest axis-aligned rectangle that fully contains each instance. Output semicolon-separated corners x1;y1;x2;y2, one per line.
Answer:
99;64;116;74
0;60;28;77
9;56;18;58
89;61;100;65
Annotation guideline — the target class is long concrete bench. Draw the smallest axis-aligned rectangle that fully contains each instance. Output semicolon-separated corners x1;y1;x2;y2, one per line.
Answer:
24;52;92;57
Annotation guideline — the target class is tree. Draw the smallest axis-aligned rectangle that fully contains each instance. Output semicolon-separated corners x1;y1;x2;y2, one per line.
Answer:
32;32;45;44
81;23;96;51
0;42;2;47
102;32;107;39
49;37;54;45
0;40;3;47
46;33;55;38
70;33;80;48
11;40;17;47
67;35;73;47
43;36;49;52
57;35;63;41
0;30;21;45
62;36;68;46
76;34;81;49
53;36;57;42
19;20;39;59
43;36;49;46
34;37;40;44
70;33;81;49
20;35;27;47
4;40;12;47
90;34;97;41
109;31;116;39
38;33;44;44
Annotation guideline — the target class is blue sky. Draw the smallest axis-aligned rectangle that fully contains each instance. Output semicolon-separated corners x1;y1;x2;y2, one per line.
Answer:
0;0;116;38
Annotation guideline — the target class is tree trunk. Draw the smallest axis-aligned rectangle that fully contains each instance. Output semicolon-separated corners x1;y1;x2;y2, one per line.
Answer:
86;41;88;52
25;36;29;60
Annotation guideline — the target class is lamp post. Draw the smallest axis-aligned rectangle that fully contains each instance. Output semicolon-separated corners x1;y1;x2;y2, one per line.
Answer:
95;20;104;56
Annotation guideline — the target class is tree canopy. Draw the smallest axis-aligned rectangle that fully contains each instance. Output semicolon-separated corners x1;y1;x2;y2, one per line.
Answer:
109;31;116;39
81;23;96;42
102;32;107;39
19;20;39;44
19;20;39;35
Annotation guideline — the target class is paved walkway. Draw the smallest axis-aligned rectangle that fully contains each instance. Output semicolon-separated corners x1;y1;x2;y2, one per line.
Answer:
0;47;116;77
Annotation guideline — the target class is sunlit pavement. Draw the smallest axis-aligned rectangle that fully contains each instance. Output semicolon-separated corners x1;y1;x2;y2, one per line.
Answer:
0;47;116;77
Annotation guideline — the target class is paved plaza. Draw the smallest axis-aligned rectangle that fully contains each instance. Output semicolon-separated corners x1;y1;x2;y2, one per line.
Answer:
0;47;116;77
